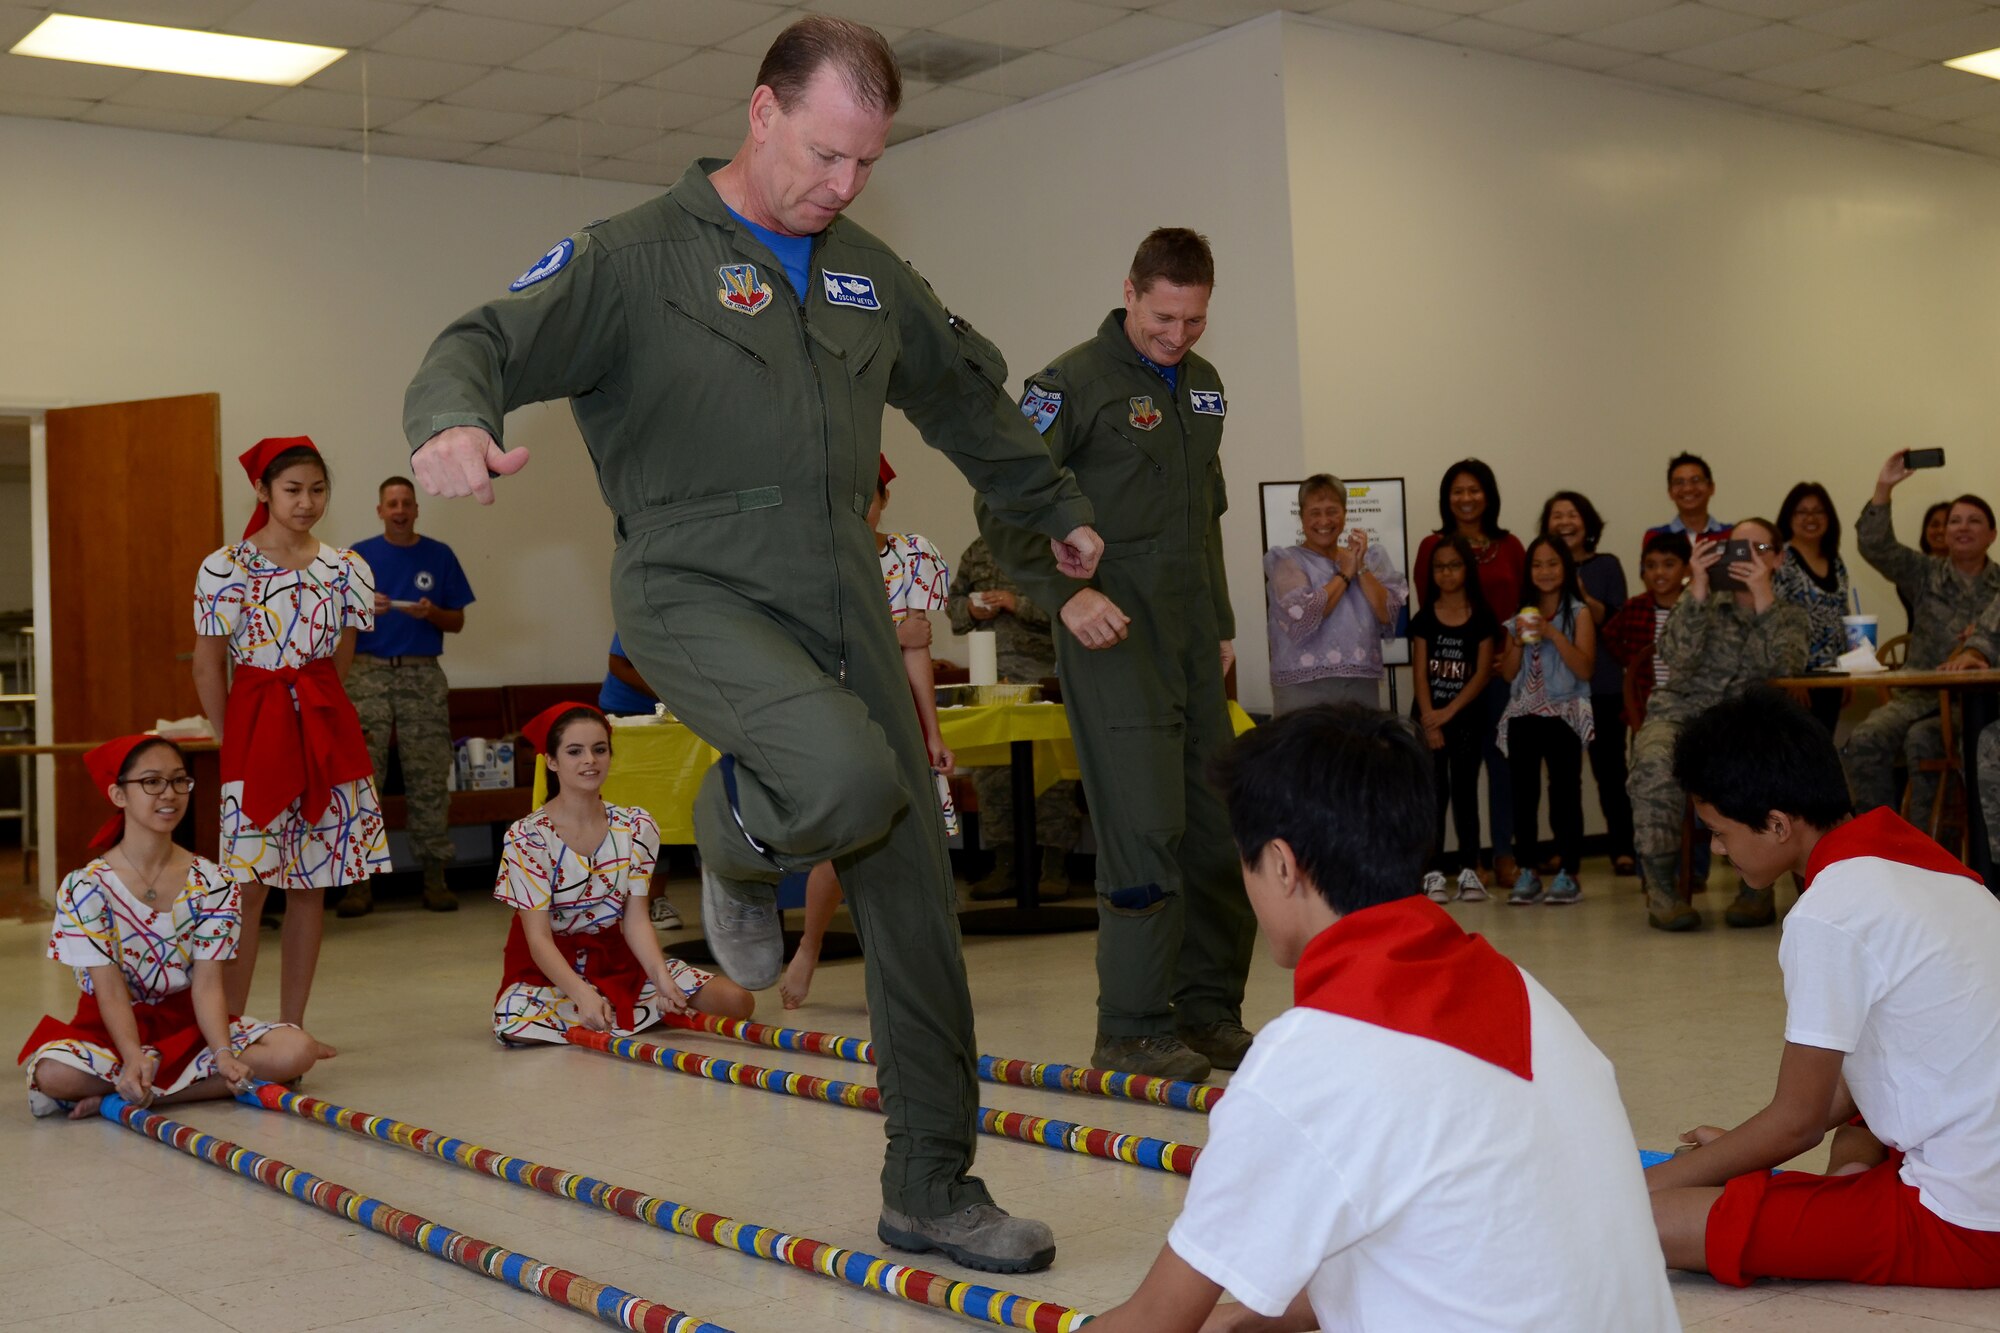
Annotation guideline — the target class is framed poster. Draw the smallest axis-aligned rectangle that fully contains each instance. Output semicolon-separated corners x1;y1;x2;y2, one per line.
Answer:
1259;477;1411;667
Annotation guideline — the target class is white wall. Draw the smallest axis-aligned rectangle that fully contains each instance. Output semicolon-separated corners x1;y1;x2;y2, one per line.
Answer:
0;116;657;689
851;18;1302;686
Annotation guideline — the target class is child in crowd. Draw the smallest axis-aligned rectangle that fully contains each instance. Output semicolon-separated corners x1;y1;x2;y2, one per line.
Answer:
781;457;955;1009
495;704;753;1045
192;437;384;1051
1496;537;1596;905
19;736;319;1119
1648;688;2000;1290
1601;532;1692;730
1410;535;1497;903
1085;706;1677;1332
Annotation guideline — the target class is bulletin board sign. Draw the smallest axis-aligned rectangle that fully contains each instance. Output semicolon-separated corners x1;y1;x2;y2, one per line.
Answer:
1259;477;1411;666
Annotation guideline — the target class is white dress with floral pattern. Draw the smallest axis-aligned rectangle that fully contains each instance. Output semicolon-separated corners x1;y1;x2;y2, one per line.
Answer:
22;858;287;1097
492;803;711;1045
194;540;389;890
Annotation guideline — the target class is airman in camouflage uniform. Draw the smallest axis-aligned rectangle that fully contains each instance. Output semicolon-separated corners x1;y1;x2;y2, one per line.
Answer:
945;536;1080;898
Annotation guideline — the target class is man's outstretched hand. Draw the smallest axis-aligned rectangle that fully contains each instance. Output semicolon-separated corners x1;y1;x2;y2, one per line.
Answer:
412;425;532;504
1053;525;1105;580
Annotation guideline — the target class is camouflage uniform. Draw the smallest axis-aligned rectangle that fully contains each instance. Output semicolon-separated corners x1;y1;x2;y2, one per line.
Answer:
348;656;456;872
1628;594;1808;917
1962;595;2000;876
945;537;1080;854
1843;502;2000;815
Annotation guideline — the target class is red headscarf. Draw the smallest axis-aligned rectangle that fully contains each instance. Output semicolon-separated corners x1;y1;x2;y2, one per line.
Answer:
878;454;895;487
238;436;320;541
83;733;168;852
521;701;605;756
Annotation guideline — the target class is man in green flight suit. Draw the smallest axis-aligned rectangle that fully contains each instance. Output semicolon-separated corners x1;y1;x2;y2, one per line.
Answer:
978;230;1256;1082
401;17;1104;1276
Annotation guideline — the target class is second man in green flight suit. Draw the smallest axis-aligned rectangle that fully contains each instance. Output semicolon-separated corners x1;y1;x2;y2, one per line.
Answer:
979;229;1256;1081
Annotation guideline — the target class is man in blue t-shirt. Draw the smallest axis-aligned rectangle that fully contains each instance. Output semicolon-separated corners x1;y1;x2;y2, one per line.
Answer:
342;476;476;917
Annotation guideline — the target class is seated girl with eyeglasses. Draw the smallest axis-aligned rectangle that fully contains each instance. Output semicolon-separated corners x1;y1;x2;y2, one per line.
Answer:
16;735;320;1120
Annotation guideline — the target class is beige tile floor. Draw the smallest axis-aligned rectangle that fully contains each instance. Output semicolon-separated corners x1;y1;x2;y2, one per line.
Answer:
4;866;1998;1331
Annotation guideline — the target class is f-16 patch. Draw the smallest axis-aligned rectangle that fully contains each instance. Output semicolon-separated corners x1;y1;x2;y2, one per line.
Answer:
1128;396;1163;431
717;263;773;316
821;270;881;310
1020;385;1063;435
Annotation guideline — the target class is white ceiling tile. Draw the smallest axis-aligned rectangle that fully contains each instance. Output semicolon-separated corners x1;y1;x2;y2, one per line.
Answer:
1422;16;1551;51
1581;4;1765;55
1359;0;1512;13
1700;0;1849;16
445;67;599;115
1153;0;1308;21
588;154;682;184
1047;12;1215;63
1833;105;1936;136
886;118;927;144
107;70;289;116
1827;62;1986;107
0;4;45;47
440;0;626;22
1694;73;1797;103
306;51;489;100
1959;107;2000;137
1316;1;1461;37
464;142;597;173
0;51;147;99
687;103;753;138
1522;37;1636;70
220;0;421;49
362;130;481;160
79;102;234;134
895;82;1018;126
1478;0;1677;37
215;118;360;147
0;89;91;118
55;0;251;24
590;0;788;47
802;0;984;23
1871;11;2000;62
253;86;418;128
381;101;547;142
1912;121;2000;154
953;48;1108;95
1752;42;1915;90
645;49;763;99
934;0;1129;47
1606;54;1718;86
1895;82;2000;124
609;129;736;173
1794;0;1982;43
373;9;565;66
1673;22;1846;73
505;112;663;155
512;29;694;83
575;84;734;129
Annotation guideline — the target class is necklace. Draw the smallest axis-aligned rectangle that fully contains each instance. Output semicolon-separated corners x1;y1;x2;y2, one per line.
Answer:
113;848;176;906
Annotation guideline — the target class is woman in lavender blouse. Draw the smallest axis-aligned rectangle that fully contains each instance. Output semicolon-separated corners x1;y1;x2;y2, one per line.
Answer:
1264;474;1408;715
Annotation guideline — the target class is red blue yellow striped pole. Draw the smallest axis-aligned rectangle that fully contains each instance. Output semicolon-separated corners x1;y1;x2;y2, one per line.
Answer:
97;1095;727;1333
567;1028;1203;1176
656;1012;1222;1113
240;1083;1093;1332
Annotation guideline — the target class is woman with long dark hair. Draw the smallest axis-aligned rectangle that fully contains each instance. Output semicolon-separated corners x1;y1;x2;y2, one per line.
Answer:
1773;482;1853;733
1541;490;1634;875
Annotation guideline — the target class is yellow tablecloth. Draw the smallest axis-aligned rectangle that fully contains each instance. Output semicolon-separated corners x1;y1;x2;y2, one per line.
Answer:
532;701;1254;845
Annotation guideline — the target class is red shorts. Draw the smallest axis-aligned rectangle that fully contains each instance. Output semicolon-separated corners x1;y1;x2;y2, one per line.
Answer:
1706;1151;2000;1288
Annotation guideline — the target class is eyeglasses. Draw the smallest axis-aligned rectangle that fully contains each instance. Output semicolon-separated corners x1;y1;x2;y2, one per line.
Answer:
118;775;195;795
1749;542;1775;554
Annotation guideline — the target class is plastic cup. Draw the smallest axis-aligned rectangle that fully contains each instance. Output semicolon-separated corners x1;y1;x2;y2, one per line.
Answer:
1842;615;1878;651
1516;607;1543;644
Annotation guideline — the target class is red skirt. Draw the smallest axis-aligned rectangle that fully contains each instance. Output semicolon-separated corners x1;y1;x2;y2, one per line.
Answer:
497;918;649;1030
17;989;212;1088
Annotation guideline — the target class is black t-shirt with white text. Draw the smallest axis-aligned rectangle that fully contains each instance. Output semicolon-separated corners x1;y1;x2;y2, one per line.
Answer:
1410;603;1500;710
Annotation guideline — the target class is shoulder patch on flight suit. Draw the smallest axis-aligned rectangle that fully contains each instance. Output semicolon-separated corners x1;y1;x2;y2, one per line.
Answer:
1190;390;1225;416
508;237;573;292
821;271;881;310
1128;396;1163;432
1020;385;1062;435
717;262;774;315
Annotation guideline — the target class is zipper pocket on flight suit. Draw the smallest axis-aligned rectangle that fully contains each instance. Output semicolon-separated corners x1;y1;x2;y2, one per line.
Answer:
662;294;767;365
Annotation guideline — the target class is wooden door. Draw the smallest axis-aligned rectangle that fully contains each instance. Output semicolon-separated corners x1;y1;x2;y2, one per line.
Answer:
47;394;220;873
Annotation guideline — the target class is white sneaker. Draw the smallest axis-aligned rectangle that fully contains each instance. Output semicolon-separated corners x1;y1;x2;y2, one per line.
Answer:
1424;870;1451;903
649;894;683;929
1456;869;1489;902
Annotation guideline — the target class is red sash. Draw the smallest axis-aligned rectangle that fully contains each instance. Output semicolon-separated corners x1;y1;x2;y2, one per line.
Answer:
223;659;373;828
17;989;214;1087
1803;807;1986;890
498;918;649;1029
1293;895;1534;1081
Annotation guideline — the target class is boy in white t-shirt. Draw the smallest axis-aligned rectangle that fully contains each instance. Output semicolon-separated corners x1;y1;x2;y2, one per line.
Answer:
1088;705;1678;1332
1648;686;2000;1288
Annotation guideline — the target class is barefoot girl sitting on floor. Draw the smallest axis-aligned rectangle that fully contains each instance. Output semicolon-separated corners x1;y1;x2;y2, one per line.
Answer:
494;703;754;1045
19;736;319;1119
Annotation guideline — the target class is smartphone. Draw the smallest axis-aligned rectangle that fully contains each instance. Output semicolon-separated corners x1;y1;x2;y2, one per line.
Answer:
1905;448;1946;470
1707;539;1754;592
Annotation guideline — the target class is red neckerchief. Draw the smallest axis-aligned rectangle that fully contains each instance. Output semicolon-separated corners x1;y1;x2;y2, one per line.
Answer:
1293;895;1533;1080
221;659;373;828
498;916;649;1029
18;989;213;1088
1802;807;1984;890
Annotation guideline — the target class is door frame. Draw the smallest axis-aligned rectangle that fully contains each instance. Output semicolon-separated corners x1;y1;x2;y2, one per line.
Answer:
1;396;61;902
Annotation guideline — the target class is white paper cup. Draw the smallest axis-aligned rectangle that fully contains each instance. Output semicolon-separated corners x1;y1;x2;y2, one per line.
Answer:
466;737;489;766
1842;615;1878;650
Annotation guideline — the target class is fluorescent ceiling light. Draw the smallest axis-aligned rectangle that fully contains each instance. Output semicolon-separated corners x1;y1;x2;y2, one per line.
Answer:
10;14;344;86
1945;47;2000;81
